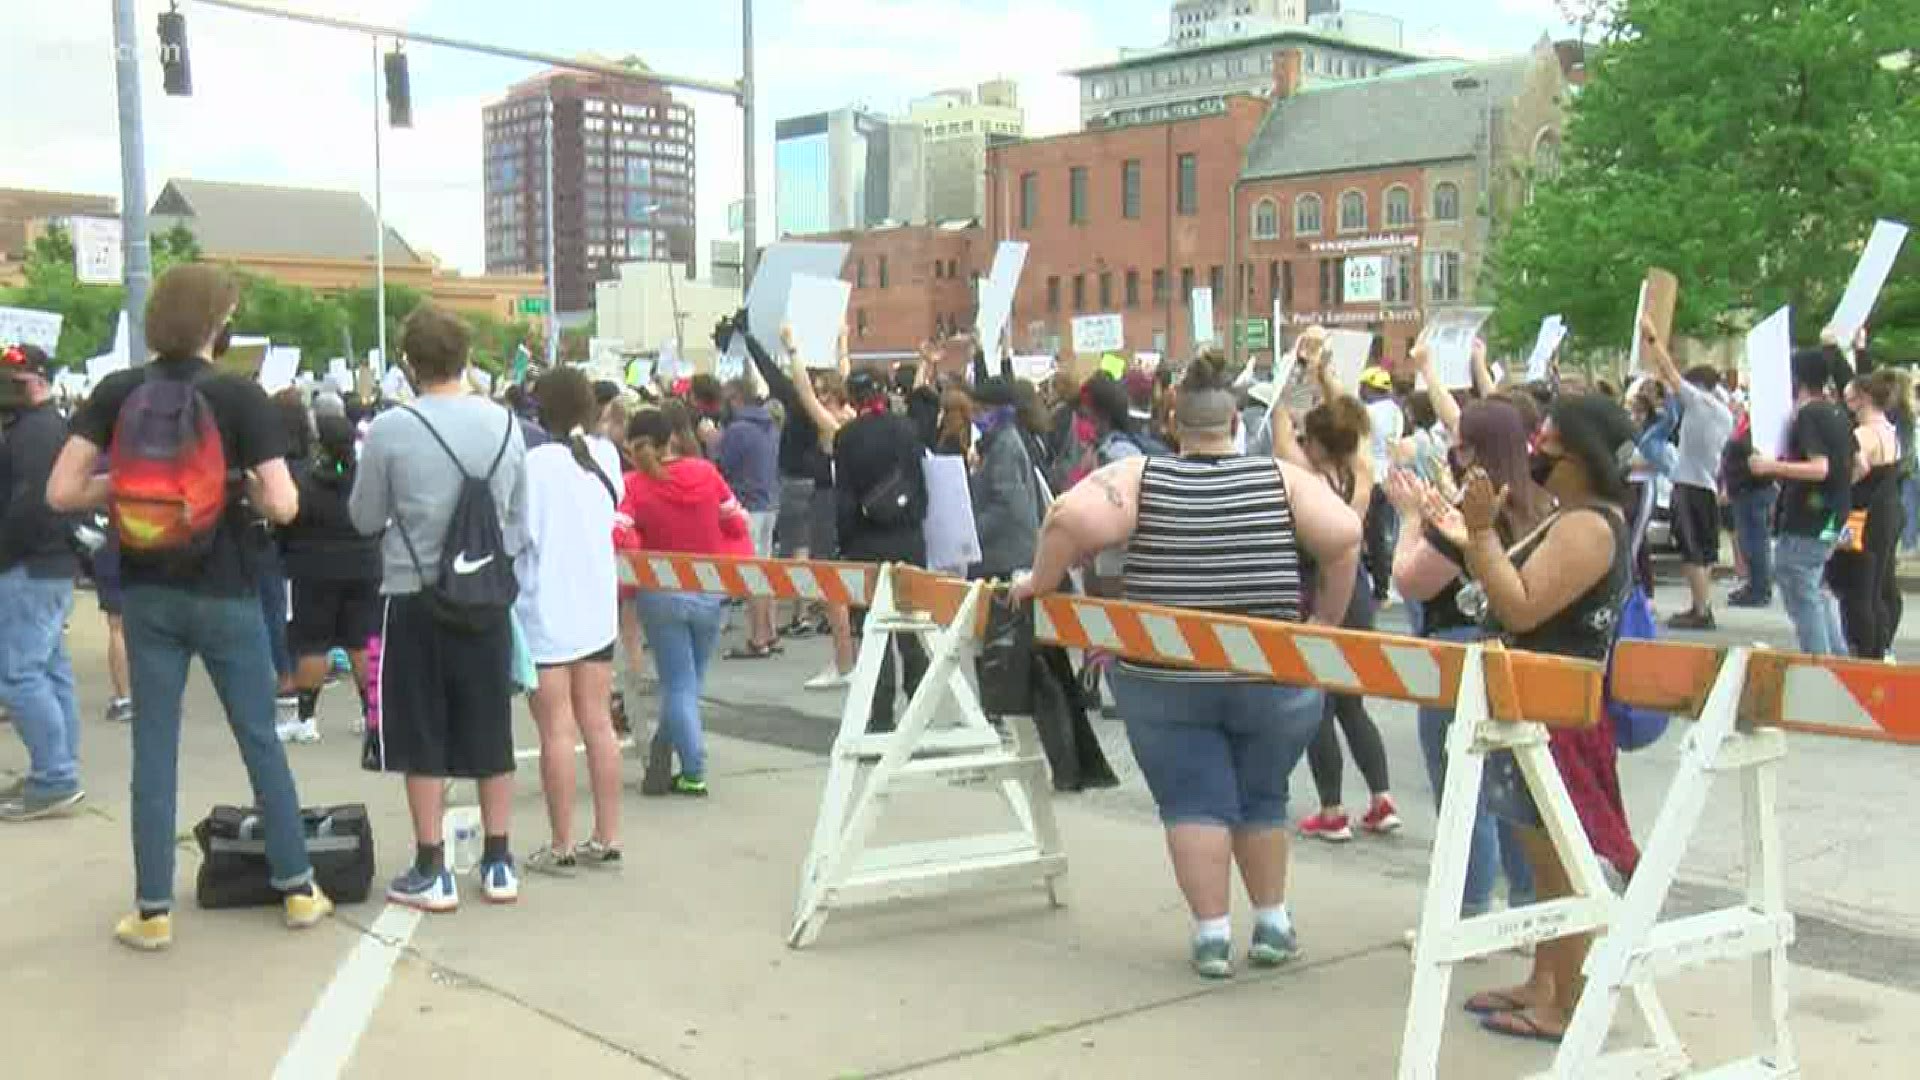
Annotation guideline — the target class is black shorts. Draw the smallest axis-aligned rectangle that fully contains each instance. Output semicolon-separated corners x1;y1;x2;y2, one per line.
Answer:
289;578;381;656
1672;483;1721;567
366;593;515;780
536;641;615;670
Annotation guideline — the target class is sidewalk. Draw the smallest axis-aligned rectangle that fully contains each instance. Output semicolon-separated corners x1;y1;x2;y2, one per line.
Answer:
4;617;1918;1077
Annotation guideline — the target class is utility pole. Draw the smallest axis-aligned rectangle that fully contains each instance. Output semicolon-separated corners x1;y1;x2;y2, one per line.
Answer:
372;39;388;373
740;0;757;286
112;0;151;364
544;87;559;367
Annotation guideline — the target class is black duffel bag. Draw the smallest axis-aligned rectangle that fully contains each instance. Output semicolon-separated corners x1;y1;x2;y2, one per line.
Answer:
193;804;375;909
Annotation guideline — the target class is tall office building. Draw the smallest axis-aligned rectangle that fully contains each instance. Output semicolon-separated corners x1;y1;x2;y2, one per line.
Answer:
483;61;695;314
908;81;1025;222
775;108;927;237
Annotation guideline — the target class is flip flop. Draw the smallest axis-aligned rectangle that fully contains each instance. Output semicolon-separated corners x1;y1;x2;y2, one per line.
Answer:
1480;1010;1564;1044
1463;990;1531;1016
726;643;784;660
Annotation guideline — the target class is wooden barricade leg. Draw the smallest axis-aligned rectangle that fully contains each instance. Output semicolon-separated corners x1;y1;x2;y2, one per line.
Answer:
1546;646;1796;1079
1399;643;1620;1079
787;572;1067;948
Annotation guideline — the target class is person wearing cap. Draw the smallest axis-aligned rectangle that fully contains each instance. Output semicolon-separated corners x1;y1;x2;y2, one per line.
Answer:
1419;393;1639;1044
1359;365;1404;604
0;343;84;821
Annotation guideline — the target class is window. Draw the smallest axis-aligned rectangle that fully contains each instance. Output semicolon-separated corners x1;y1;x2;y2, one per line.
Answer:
1425;251;1463;302
934;261;945;280
855;259;867;288
1282;260;1294;312
1383;253;1414;304
1318;258;1340;306
1294;193;1322;235
856;310;869;339
1072;273;1086;312
1019;172;1039;228
1153;268;1168;306
1384;186;1413;228
1252;198;1279;241
1339;190;1366;232
879;256;889;288
1181;267;1194;306
1070;166;1089;224
947;259;958;278
1432;182;1461;222
1122;159;1142;220
1125;269;1140;308
1240;262;1255;305
1177;153;1199;215
1047;275;1060;312
1209;265;1224;301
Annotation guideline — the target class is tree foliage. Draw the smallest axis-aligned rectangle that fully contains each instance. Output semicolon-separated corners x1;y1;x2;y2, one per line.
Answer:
1;224;201;363
1490;0;1920;361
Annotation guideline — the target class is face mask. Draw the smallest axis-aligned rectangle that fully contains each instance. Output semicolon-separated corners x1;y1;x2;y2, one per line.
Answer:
1530;449;1560;488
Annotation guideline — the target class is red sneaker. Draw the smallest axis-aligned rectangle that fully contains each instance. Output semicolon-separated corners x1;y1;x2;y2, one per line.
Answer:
1299;811;1353;842
1362;795;1403;835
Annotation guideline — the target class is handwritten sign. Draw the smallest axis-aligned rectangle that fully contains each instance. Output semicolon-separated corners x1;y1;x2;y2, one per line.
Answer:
1344;256;1384;304
1422;307;1492;387
0;306;62;351
72;216;123;285
1071;313;1124;355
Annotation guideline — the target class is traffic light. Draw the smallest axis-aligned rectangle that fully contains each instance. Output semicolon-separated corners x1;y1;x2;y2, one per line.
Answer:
384;46;412;128
158;4;191;97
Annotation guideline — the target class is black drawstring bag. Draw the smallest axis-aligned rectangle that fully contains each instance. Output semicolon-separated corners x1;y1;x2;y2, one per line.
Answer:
976;592;1035;717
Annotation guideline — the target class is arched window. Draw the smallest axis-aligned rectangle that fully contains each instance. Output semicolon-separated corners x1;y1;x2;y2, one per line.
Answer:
1252;198;1279;240
1338;189;1366;232
1530;129;1562;205
1384;186;1413;228
1294;193;1323;236
1431;181;1461;222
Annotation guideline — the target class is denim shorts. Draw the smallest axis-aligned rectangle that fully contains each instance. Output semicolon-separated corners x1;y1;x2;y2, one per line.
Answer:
1111;669;1325;829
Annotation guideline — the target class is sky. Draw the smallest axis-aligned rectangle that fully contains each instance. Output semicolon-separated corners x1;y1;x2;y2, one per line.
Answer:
0;0;1572;279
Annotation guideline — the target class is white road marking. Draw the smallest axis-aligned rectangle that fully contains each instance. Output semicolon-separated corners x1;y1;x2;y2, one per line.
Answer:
273;904;423;1080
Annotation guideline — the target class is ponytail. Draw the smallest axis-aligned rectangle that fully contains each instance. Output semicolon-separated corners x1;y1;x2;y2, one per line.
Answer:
625;408;674;480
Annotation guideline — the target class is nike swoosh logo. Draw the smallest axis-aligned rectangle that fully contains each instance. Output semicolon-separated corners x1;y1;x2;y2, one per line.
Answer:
451;552;494;575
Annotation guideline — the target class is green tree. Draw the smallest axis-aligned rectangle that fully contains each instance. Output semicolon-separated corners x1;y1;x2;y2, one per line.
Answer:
229;273;351;365
0;223;202;364
1489;0;1920;361
340;282;425;366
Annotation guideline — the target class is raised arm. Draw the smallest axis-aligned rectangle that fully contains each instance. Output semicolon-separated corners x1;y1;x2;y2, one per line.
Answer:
781;323;845;451
1412;337;1463;436
1641;315;1685;394
1470;337;1497;398
1268;396;1311;469
732;311;800;409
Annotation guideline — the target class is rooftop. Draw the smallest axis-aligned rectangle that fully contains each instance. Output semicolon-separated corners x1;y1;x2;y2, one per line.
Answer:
1067;27;1423;77
149;179;422;265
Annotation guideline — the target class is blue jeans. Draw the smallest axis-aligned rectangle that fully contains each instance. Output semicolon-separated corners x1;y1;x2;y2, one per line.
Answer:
256;552;292;682
1774;533;1846;656
1111;669;1323;828
1416;627;1535;917
0;569;80;798
1732;487;1777;600
123;586;312;909
635;591;724;780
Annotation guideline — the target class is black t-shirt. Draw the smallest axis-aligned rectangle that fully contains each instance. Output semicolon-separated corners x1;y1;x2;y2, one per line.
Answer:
1776;400;1855;539
74;357;288;596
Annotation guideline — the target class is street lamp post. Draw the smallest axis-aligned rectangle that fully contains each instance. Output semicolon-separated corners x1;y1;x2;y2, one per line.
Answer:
741;0;758;286
372;39;388;374
545;87;559;367
111;0;152;364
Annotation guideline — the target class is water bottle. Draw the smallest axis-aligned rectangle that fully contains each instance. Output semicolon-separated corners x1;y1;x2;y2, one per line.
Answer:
444;807;483;874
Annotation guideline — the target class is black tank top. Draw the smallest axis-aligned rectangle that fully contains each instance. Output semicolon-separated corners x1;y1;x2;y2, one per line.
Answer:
1497;505;1631;661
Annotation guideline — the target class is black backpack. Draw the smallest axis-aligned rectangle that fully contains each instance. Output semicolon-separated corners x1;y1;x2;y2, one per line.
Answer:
393;406;518;634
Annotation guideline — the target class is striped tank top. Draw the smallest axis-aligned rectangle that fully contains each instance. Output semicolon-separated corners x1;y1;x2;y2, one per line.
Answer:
1121;455;1306;681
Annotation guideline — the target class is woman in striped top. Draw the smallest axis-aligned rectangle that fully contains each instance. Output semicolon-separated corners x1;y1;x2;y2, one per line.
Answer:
1013;355;1363;980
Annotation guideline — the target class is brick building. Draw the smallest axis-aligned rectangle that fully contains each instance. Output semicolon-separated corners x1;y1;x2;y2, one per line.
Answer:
985;94;1271;362
794;223;989;363
1233;44;1570;368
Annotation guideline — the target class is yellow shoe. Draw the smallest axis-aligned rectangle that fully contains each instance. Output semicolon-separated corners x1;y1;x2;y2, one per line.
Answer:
114;912;172;951
284;886;334;930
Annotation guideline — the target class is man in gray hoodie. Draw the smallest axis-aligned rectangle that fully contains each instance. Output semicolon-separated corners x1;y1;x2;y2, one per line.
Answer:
716;377;781;656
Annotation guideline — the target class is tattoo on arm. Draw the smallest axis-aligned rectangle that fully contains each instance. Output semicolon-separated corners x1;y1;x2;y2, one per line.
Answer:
1092;473;1126;509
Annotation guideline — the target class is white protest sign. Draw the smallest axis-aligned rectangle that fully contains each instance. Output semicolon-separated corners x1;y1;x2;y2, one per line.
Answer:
1746;306;1794;460
54;369;90;400
259;346;301;394
0;306;63;351
1420;307;1492;388
1526;315;1567;382
1071;313;1124;355
785;273;852;369
468;368;495;396
72;216;123;285
1325;330;1374;391
1011;355;1055;383
625;358;655;388
974;241;1028;353
1344;256;1384;304
715;355;745;381
921;453;982;575
726;241;850;363
1826;219;1909;341
325;356;351;393
83;311;132;384
1191;287;1216;346
1135;351;1163;373
657;338;683;381
366;347;384;378
380;365;413;402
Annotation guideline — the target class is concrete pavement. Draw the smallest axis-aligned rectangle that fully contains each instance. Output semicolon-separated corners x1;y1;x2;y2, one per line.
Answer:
3;582;1918;1078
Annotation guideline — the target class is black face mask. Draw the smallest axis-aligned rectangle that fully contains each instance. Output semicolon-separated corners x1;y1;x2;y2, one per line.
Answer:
1530;449;1561;488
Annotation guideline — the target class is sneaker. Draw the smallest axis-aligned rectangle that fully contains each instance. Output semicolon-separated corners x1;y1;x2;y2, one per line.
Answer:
1667;609;1716;631
574;839;624;869
1191;935;1233;979
1249;921;1301;968
289;718;321;744
114;911;173;951
274;719;299;743
105;698;134;724
477;858;520;904
0;788;85;822
671;774;709;798
275;694;299;726
0;775;24;801
284;886;334;929
804;665;852;692
387;867;459;913
1298;811;1352;842
1726;590;1770;609
1362;795;1403;835
526;845;578;877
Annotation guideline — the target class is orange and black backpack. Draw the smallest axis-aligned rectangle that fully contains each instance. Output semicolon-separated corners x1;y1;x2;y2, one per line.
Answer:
108;368;229;557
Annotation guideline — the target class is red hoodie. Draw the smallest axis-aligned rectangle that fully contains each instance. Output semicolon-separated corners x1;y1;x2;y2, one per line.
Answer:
619;457;751;558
